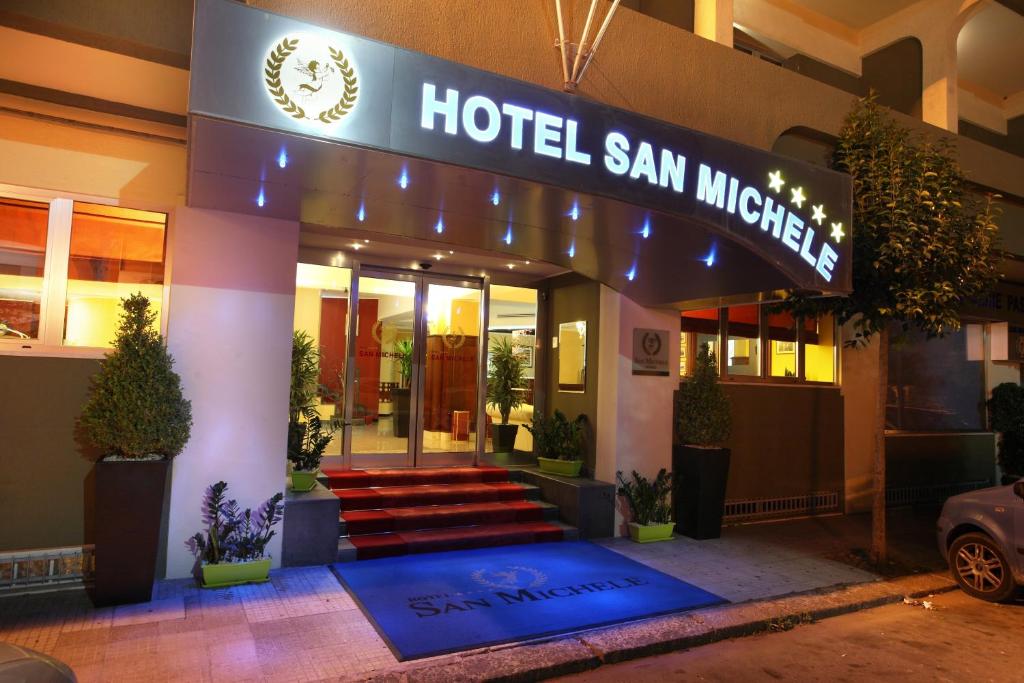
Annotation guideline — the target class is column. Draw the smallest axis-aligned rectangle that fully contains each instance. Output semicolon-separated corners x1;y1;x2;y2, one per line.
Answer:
594;286;680;533
163;206;299;579
694;0;734;48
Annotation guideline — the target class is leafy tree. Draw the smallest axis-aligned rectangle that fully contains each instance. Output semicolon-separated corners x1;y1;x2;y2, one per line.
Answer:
781;95;1000;560
676;344;731;447
486;336;526;424
79;293;192;459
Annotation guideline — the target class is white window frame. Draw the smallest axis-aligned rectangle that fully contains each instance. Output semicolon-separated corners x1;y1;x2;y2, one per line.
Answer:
0;183;171;359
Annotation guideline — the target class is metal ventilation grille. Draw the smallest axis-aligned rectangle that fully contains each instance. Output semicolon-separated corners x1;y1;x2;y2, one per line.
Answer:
885;480;991;507
724;491;840;522
0;545;94;592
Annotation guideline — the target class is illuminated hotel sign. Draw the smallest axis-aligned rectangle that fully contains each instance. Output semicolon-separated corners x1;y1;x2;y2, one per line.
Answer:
417;86;841;281
190;0;853;292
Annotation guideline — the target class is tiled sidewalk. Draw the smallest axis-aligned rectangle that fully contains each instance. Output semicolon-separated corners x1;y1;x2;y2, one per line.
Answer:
0;512;934;682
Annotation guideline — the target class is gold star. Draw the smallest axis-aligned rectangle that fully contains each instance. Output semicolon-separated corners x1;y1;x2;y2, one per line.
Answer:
811;204;826;225
768;170;785;193
830;222;845;243
790;186;806;209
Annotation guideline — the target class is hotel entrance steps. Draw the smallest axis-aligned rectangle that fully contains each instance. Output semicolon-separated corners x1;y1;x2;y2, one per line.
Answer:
323;466;578;561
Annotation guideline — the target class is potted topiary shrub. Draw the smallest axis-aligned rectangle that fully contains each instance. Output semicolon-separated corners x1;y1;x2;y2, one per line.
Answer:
79;293;192;606
527;410;586;477
616;469;674;543
487;336;526;453
674;343;731;539
186;481;284;588
287;331;336;491
987;382;1024;484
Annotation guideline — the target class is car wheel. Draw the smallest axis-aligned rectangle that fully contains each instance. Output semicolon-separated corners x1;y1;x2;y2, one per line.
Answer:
948;532;1018;602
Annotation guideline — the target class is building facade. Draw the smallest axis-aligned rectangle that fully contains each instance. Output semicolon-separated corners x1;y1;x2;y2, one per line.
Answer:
1;0;1022;581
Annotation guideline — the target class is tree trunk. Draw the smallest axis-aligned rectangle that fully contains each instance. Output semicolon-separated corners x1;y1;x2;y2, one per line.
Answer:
871;327;889;563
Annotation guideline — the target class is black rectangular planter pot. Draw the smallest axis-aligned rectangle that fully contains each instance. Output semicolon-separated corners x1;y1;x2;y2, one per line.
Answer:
673;445;731;540
92;459;169;606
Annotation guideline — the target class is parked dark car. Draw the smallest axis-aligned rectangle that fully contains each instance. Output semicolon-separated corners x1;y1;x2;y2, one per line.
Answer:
936;481;1024;602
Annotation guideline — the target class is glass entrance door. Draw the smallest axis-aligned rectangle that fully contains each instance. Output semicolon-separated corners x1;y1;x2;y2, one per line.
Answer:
347;270;485;468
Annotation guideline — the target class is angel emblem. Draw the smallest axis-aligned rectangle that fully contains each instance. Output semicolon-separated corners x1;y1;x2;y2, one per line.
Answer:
294;59;334;96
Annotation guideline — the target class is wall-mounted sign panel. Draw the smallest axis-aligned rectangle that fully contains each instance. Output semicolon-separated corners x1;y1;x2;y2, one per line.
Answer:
632;328;671;376
190;0;852;294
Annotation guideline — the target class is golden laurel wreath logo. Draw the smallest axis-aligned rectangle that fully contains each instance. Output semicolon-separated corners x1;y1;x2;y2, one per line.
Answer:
371;321;398;345
264;35;359;124
470;565;548;591
442;326;466;350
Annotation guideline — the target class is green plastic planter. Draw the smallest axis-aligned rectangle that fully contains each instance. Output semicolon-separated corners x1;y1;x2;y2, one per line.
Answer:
628;522;675;543
200;559;271;588
537;457;583;477
290;470;319;492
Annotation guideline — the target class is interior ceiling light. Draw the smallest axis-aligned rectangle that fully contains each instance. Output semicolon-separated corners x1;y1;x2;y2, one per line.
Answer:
507;263;516;269
351;243;363;250
448;250;454;254
433;253;444;260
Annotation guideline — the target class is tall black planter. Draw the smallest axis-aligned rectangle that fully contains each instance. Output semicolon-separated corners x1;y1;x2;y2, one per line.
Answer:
673;445;731;540
92;459;169;606
492;423;519;453
392;388;410;438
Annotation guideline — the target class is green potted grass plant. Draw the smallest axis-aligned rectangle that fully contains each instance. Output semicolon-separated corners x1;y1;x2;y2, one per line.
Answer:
79;293;192;606
287;331;336;491
617;469;674;542
528;410;586;477
674;344;732;539
487;336;526;453
186;481;283;588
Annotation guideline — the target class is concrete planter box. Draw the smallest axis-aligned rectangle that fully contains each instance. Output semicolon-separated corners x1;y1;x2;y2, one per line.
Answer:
537;457;583;477
628;522;675;543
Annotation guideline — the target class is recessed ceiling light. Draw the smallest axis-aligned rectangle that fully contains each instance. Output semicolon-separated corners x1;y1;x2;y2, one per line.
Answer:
363;239;370;243
352;243;363;250
506;263;515;269
433;253;444;260
524;260;531;265
448;250;454;255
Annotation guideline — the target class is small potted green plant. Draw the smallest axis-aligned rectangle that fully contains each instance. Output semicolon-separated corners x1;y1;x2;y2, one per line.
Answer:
617;469;674;543
674;344;732;539
487;336;526;453
186;481;284;588
527;410;586;477
79;293;192;606
287;331;336;490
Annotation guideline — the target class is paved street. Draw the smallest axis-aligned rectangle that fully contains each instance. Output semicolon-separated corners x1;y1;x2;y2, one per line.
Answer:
556;588;1024;682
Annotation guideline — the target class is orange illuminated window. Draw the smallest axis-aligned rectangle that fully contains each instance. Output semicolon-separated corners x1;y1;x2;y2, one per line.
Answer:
64;203;167;347
680;308;719;376
726;305;760;377
0;197;48;340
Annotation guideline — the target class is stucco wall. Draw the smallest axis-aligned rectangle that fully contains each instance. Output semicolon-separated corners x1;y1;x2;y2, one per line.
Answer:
0;356;99;551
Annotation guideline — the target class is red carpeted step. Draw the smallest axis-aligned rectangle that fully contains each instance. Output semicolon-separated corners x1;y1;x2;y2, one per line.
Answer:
343;500;545;535
323;466;509;489
349;521;565;560
335;482;527;511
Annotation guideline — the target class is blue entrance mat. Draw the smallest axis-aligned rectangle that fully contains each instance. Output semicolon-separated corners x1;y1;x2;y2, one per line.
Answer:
332;541;727;660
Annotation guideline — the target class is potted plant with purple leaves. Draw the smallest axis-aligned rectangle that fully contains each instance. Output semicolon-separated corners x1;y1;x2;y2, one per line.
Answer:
617;468;674;543
186;481;284;588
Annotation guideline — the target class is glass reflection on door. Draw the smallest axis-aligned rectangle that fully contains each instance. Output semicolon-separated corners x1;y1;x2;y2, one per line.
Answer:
350;276;416;467
419;282;481;466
